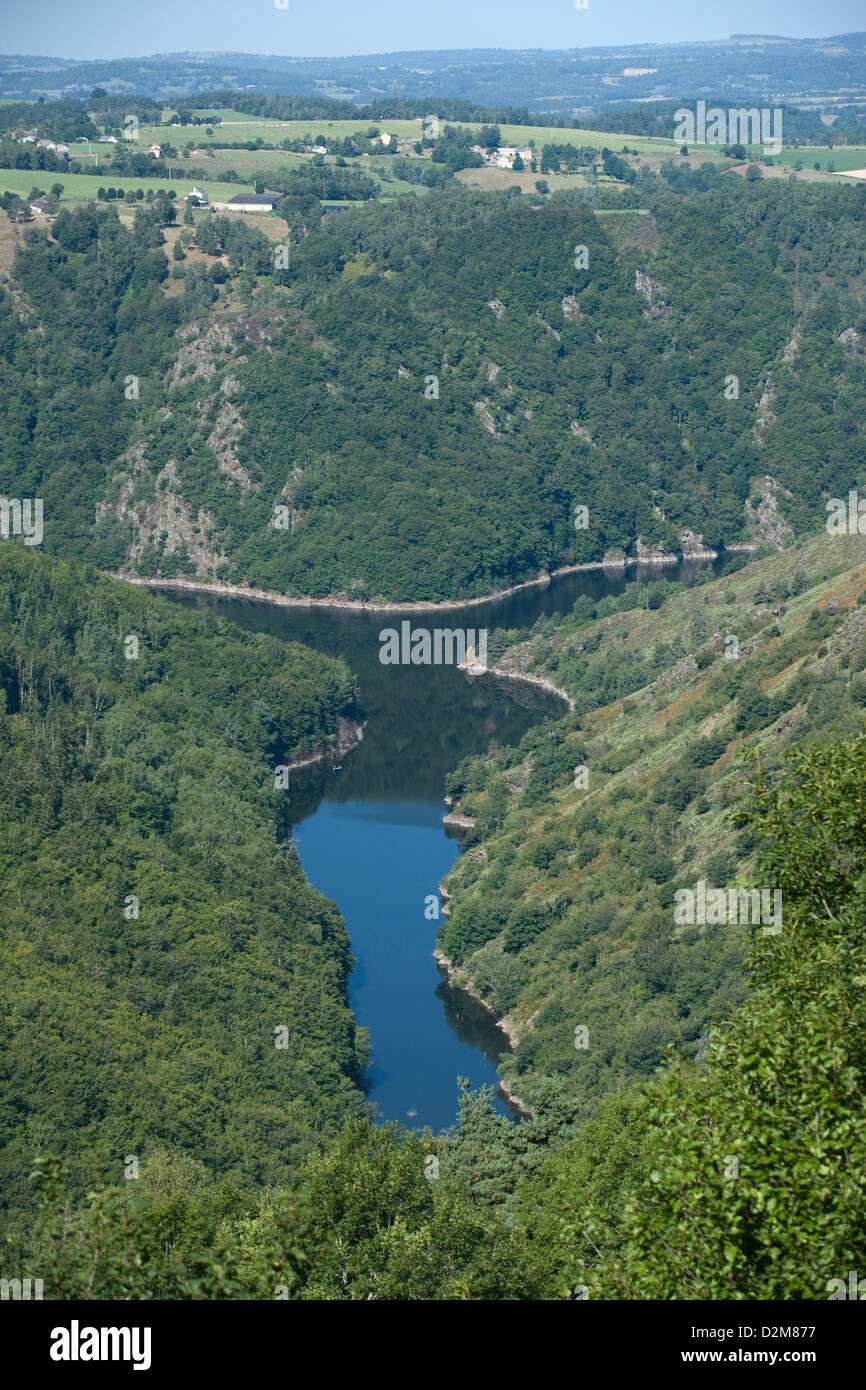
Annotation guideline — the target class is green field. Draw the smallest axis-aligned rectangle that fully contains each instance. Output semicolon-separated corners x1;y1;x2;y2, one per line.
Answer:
159;118;682;155
192;149;309;164
472;121;678;153
772;145;866;170
151;118;423;146
0;169;254;202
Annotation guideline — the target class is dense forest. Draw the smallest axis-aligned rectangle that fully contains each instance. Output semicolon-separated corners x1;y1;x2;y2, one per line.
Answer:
3;711;863;1298
2;175;865;603
0;548;367;1229
2;55;866;1305
439;532;866;1112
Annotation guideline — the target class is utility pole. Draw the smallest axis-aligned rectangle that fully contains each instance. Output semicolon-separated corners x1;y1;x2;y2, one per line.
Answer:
581;150;597;211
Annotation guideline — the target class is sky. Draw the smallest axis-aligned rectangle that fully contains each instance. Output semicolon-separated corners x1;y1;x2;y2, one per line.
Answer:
1;0;864;63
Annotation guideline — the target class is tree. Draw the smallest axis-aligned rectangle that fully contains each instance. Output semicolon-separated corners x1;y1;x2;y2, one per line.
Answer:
745;163;762;181
3;194;30;225
589;738;866;1299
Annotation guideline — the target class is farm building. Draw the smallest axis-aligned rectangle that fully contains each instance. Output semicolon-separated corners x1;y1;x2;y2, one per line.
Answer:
213;193;280;213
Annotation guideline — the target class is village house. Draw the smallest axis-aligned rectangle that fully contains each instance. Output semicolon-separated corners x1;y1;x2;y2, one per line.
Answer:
212;192;279;213
149;143;162;157
184;186;209;207
493;146;532;170
29;196;49;215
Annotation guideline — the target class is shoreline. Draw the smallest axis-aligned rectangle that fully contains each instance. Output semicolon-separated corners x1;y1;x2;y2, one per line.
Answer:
487;665;575;711
112;545;730;617
285;717;366;773
433;946;533;1117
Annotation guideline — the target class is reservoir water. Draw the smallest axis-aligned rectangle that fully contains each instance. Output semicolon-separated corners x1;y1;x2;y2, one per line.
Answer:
170;558;714;1133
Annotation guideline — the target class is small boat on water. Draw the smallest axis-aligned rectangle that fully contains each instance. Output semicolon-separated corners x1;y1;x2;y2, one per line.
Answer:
333;765;343;773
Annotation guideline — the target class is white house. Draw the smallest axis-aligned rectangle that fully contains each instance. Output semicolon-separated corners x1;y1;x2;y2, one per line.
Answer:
149;143;162;157
98;135;117;143
493;146;532;170
29;196;49;215
212;193;279;213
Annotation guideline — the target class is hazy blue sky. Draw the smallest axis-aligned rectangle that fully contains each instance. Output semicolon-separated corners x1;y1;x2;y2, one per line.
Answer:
2;1;864;62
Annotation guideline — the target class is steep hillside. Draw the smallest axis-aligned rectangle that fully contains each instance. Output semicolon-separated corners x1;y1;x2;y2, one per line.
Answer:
8;725;865;1301
438;531;866;1109
0;548;367;1225
2;177;865;602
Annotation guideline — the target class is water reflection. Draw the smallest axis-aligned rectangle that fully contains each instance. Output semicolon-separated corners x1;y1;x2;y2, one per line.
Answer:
166;556;720;1127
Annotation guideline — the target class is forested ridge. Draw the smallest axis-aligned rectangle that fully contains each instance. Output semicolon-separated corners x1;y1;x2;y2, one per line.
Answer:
3;35;865;109
2;174;865;603
2;102;866;1303
4;712;863;1298
0;548;367;1227
439;533;866;1115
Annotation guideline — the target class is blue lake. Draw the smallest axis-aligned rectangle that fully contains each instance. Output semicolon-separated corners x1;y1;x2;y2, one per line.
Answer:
170;556;718;1132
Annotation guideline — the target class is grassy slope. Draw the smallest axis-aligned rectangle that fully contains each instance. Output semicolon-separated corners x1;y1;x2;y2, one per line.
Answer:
0;169;255;200
439;532;866;1109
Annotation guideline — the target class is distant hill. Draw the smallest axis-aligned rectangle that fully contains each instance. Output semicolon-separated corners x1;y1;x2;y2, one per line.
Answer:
1;35;866;112
3;174;865;604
